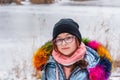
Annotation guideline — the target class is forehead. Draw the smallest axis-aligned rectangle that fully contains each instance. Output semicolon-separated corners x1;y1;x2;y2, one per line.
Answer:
57;33;73;38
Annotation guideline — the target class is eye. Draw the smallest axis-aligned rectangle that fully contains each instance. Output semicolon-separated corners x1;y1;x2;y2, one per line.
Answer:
56;38;63;42
55;38;63;45
65;36;73;40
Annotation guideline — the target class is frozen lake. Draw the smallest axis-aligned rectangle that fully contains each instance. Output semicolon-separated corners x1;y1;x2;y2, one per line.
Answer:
0;2;120;79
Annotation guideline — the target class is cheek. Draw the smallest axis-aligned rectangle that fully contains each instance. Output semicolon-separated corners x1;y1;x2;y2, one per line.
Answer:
56;45;61;52
57;46;60;51
70;41;78;51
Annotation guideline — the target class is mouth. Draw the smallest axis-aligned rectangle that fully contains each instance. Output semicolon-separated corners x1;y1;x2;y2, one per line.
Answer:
62;47;69;50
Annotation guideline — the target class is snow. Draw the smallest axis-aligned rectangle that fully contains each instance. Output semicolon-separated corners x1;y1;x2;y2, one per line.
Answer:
58;0;120;7
0;0;120;79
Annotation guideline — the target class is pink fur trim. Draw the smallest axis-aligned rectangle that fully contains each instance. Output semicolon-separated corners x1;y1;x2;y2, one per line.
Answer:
89;65;108;80
87;41;101;50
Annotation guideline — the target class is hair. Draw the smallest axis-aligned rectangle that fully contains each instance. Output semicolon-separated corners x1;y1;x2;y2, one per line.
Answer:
73;59;88;70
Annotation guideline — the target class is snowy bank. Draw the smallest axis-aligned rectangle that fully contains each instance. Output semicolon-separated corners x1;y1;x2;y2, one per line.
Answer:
0;4;120;79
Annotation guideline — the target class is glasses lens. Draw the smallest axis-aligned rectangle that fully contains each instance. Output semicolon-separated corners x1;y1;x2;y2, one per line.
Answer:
55;39;63;46
65;36;74;43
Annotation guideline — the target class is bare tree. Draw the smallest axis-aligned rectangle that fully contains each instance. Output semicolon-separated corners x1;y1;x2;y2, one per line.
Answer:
0;0;12;4
30;0;54;4
0;0;22;4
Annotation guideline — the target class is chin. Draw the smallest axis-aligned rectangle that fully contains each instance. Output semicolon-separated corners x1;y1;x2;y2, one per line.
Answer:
62;52;73;57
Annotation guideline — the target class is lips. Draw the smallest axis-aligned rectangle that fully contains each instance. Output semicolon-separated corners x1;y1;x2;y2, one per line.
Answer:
62;47;69;50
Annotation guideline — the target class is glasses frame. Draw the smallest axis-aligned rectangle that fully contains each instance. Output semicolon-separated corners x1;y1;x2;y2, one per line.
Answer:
54;36;75;46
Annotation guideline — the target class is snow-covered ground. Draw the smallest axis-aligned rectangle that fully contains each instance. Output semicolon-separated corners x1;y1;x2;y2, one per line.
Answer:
58;0;120;7
0;0;120;79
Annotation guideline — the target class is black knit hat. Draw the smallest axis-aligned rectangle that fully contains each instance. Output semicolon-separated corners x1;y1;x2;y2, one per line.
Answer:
53;18;82;44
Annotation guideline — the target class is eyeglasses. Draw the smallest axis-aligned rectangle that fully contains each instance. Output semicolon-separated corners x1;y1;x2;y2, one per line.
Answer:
54;36;75;46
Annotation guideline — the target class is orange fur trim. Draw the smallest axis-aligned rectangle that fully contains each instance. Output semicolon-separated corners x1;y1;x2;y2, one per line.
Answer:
32;48;48;70
97;45;112;62
32;41;53;70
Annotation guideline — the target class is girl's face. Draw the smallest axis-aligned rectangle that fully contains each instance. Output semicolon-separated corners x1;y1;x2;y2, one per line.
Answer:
54;33;78;57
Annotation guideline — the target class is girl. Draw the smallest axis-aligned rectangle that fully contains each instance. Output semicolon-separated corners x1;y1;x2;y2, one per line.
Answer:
33;18;112;80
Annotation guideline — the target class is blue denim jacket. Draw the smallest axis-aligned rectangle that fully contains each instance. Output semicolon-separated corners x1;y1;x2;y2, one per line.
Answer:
41;46;100;80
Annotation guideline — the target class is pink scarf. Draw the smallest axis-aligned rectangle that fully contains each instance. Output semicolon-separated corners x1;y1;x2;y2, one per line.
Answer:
52;42;86;66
